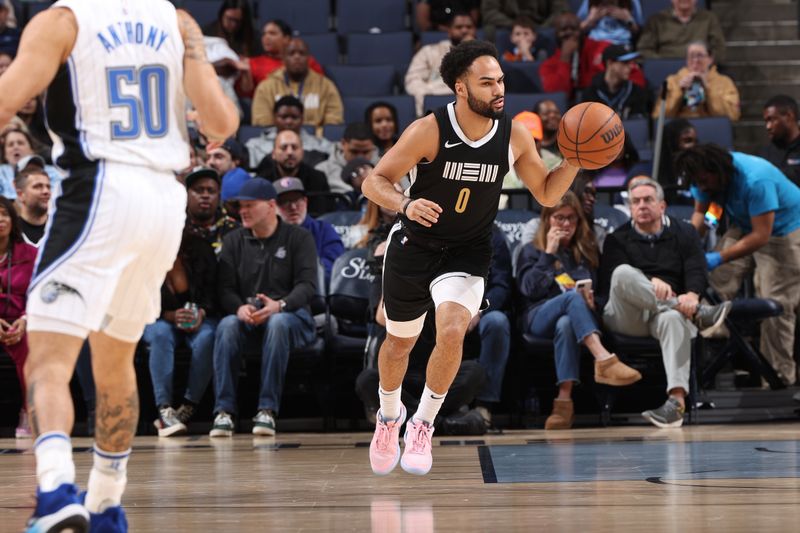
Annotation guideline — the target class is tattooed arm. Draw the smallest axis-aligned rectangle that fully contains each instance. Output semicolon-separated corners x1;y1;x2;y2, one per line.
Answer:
177;10;239;142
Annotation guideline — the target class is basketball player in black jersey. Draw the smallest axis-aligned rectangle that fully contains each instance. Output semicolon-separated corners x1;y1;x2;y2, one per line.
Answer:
362;40;580;476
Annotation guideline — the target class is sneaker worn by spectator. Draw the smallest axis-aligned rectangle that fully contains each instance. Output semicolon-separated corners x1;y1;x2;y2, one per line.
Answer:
693;301;732;337
209;412;234;437
401;418;435;475
369;405;407;476
176;403;195;426
252;409;276;436
594;355;642;386
153;406;187;437
642;397;685;428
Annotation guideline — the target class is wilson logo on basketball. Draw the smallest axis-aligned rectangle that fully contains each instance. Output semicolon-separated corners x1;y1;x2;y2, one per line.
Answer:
601;123;623;144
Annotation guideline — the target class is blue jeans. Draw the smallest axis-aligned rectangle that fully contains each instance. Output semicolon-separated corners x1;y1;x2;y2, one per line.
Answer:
143;318;218;407
213;308;316;415
476;310;511;403
527;291;600;385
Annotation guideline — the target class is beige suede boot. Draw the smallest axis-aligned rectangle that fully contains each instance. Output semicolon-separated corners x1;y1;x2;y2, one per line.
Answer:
544;398;574;430
595;355;642;386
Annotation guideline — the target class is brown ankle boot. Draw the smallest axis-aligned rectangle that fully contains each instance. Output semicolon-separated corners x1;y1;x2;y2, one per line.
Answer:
595;355;642;386
544;399;574;430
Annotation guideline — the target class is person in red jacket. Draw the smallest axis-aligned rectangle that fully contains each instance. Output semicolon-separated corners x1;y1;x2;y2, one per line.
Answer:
0;195;38;437
539;12;644;97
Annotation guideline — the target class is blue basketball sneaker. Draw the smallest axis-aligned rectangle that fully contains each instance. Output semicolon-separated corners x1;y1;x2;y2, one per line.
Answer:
26;483;89;533
79;492;128;533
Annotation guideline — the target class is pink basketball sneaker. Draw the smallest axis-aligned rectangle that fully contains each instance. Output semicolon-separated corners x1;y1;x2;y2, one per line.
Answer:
369;404;407;475
400;417;435;475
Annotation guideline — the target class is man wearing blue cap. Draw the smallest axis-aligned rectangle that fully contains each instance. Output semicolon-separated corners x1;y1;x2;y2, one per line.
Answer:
582;43;651;119
209;179;319;437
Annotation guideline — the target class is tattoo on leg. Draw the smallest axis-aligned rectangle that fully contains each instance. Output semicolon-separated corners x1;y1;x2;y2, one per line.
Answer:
95;391;139;451
27;381;40;436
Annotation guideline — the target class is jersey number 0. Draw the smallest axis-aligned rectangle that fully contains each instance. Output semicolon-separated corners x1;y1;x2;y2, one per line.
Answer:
455;187;471;213
106;64;169;140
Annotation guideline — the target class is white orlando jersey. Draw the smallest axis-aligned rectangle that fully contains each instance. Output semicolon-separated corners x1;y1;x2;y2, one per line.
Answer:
46;0;189;173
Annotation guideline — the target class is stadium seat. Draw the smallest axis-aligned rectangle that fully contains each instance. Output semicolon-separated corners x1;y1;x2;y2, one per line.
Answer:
238;125;265;144
623;118;650;154
256;0;330;34
342;95;416;130
665;204;695;224
592;204;629;233
300;33;340;67
346;32;413;66
325;65;396;97
182;1;219;28
689;117;733;149
643;58;685;91
322;124;347;142
318;210;363;244
502;61;543;92
336;0;408;34
495;209;537;250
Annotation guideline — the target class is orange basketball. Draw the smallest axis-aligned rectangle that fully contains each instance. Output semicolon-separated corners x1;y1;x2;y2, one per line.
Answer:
556;102;625;170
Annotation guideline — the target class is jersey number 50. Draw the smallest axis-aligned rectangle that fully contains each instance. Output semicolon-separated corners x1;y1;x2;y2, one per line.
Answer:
107;65;169;140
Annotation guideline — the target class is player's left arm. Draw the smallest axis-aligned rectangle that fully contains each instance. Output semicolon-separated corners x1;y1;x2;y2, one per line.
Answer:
511;121;580;207
0;8;77;129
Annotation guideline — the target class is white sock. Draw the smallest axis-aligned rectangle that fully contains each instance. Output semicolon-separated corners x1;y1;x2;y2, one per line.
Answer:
414;384;446;425
378;384;402;421
35;432;75;492
84;445;130;513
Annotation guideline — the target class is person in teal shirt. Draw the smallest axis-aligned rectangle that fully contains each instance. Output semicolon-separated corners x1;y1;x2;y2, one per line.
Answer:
676;144;800;385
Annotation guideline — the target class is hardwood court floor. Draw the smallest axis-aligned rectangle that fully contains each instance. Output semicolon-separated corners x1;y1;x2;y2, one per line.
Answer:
1;424;800;532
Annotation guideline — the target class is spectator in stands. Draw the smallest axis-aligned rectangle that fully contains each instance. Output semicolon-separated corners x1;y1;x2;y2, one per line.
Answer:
502;16;550;62
415;0;480;32
590;134;642;188
540;12;645;97
203;35;248;120
0;2;20;57
518;192;641;430
678;145;800;386
583;44;652;119
247;96;334;169
0;0;16;30
0;128;62;198
255;129;333;215
239;19;325;97
252;38;343;128
315;122;378;195
143;227;218;437
577;0;643;47
0;196;37;437
599;177;731;428
522;173;612;250
0;51;11;75
14;163;50;246
535;99;564;164
658;41;740;121
184;167;240;256
206;138;251;208
405;11;476;116
365;101;399;157
638;0;726;62
210;179;318;437
346;197;399;250
274;177;344;282
760;95;800;187
468;225;514;427
657;118;698;202
15;96;50;150
203;0;258;57
482;0;571;41
340;157;374;209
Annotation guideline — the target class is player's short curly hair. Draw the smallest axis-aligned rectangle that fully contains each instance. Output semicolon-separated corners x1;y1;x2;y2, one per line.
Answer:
439;40;499;93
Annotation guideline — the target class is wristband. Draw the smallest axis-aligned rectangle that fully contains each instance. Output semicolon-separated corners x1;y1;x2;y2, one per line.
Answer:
402;198;413;217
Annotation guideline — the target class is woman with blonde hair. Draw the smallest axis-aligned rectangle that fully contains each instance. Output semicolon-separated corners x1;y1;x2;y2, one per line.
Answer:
516;191;640;429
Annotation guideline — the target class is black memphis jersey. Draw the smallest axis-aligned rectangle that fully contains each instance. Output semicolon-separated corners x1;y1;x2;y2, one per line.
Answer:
401;102;512;244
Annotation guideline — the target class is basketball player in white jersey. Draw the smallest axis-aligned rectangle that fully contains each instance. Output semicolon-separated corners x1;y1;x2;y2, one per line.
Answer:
362;41;579;476
0;1;238;531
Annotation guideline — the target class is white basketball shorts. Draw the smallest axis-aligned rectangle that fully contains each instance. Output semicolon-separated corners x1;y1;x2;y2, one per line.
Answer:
27;160;186;343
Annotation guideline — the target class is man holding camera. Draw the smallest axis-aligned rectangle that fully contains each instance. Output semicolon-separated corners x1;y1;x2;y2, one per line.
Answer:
210;179;319;437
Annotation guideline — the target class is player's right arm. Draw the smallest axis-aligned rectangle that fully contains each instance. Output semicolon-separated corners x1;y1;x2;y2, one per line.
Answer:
0;8;77;129
177;10;239;142
511;121;579;207
362;114;443;228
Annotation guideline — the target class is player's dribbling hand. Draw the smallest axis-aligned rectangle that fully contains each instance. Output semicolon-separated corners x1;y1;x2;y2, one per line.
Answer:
405;199;442;228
